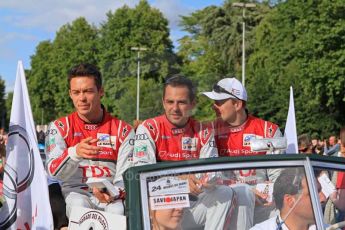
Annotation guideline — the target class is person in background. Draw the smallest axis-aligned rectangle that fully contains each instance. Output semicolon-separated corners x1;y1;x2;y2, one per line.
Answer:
37;130;45;145
311;134;319;154
324;135;340;156
0;132;7;207
324;127;345;227
250;168;326;230
0;133;6;175
298;134;314;154
48;179;69;230
45;63;134;218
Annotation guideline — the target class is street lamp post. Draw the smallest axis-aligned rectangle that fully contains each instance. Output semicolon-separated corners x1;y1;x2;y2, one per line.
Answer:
233;2;256;87
131;47;147;121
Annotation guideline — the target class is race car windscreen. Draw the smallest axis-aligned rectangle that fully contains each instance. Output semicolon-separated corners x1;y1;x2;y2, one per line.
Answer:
138;164;317;230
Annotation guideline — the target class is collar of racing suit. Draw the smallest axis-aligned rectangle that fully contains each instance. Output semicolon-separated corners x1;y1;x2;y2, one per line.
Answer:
75;104;107;130
163;114;193;135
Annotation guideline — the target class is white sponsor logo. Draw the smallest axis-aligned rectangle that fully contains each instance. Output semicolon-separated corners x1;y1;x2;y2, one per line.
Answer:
150;194;190;210
181;137;197;151
97;133;116;149
243;134;263;147
84;124;98;130
149;177;189;196
243;134;256;146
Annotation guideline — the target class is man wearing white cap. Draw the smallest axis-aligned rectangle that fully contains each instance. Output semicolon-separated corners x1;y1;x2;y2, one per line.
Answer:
202;77;283;158
203;77;283;227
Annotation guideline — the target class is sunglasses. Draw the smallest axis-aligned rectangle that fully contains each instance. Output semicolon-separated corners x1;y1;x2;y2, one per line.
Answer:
213;84;240;100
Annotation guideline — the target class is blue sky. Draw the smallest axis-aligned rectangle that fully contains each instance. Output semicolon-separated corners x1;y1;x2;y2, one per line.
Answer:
0;0;224;93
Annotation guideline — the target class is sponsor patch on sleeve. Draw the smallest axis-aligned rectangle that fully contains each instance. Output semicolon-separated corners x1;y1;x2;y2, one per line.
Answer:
46;137;56;152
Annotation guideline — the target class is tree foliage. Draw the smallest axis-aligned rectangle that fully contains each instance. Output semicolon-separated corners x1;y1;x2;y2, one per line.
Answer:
12;0;345;138
26;0;178;124
28;17;99;123
98;0;179;118
247;0;345;137
178;0;271;121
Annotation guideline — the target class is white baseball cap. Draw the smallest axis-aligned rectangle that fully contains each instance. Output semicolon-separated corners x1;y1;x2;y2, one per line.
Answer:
202;78;247;101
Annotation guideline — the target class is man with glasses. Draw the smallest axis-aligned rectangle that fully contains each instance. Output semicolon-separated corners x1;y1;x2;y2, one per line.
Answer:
133;74;234;229
203;77;283;228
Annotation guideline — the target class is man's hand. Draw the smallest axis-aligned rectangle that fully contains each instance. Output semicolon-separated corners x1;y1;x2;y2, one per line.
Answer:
179;174;203;196
76;137;101;158
253;188;273;206
92;187;114;204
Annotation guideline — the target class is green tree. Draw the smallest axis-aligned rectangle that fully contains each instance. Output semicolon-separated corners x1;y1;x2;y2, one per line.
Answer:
247;0;345;137
27;41;55;124
178;0;271;121
116;78;163;123
28;17;99;122
98;0;179;117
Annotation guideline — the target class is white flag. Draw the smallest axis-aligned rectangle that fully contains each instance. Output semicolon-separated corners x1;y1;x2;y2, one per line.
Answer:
0;61;53;229
284;86;298;154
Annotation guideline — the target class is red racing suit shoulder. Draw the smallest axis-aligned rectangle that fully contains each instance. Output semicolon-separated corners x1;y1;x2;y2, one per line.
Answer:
141;116;161;142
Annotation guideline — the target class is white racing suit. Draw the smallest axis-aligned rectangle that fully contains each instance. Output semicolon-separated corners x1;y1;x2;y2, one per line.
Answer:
133;115;234;229
45;110;134;217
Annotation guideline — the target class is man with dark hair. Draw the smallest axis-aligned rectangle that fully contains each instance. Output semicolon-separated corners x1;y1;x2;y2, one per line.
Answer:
133;74;215;163
46;63;134;218
133;74;234;229
250;168;325;230
298;134;313;154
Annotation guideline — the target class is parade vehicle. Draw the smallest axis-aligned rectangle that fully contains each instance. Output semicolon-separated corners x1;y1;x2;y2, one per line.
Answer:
124;154;345;230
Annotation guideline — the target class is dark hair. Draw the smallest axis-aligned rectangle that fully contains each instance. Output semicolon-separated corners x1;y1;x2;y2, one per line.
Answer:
163;74;196;101
68;63;102;90
298;134;312;152
273;168;304;210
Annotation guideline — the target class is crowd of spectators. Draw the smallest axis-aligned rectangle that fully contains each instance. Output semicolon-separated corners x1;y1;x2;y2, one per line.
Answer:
298;134;342;156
